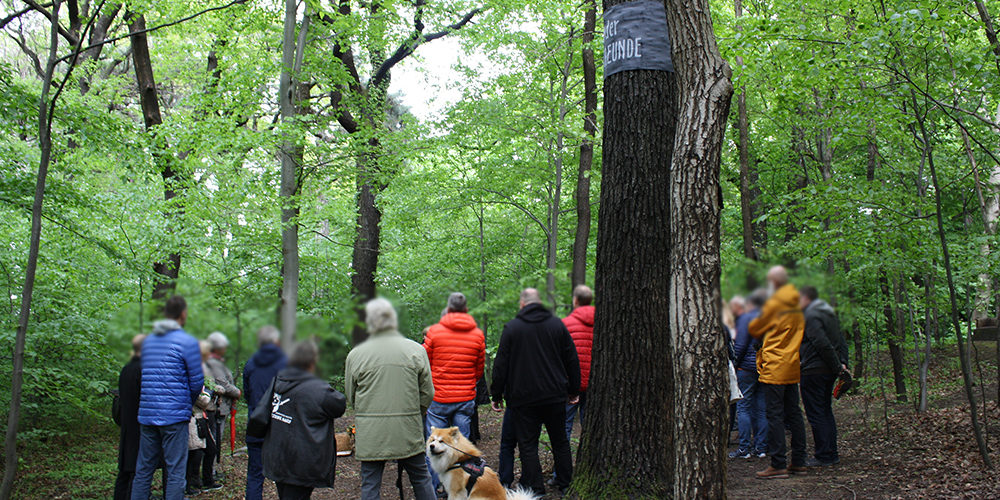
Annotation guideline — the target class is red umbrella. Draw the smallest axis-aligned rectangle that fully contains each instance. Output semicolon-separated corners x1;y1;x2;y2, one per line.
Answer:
230;406;237;456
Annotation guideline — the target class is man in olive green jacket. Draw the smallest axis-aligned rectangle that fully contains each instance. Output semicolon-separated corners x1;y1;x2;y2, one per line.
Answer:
346;298;436;500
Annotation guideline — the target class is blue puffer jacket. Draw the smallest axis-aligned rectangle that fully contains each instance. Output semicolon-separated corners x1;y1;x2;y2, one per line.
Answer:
243;343;286;445
137;320;204;426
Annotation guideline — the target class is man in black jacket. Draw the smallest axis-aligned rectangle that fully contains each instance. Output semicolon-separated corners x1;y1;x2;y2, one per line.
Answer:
114;334;145;500
261;341;347;500
799;286;849;467
490;288;580;495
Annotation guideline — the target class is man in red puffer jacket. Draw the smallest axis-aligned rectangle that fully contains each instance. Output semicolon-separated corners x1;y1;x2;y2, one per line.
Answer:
562;285;594;440
422;292;485;496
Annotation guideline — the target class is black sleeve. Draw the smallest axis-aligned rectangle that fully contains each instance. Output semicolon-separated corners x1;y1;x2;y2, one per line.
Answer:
490;324;513;403
806;314;842;373
322;387;348;420
559;322;581;396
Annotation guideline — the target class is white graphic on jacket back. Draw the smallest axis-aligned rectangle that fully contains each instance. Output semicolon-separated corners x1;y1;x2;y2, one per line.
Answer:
272;393;292;424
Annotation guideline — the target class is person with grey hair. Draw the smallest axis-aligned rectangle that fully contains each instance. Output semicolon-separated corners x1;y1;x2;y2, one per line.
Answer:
421;292;486;495
346;298;435;500
243;326;287;500
204;331;240;484
491;288;580;495
258;341;347;499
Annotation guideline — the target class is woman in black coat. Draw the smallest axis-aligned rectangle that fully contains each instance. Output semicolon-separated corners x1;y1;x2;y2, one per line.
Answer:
114;335;145;500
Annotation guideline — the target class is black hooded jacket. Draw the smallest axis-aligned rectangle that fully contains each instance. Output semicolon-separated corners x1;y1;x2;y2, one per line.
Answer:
800;299;849;375
262;366;347;488
490;303;581;408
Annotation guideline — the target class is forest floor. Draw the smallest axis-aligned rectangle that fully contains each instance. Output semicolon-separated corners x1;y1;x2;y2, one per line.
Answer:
7;344;1000;499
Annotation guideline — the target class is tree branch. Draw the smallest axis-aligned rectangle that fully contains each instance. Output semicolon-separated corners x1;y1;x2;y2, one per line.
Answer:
21;0;79;45
0;2;51;30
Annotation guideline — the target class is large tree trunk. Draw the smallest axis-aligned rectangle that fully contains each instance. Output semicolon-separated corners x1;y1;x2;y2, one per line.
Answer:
350;149;385;346
665;0;733;495
128;13;180;302
1;4;60;498
573;2;677;496
571;0;597;290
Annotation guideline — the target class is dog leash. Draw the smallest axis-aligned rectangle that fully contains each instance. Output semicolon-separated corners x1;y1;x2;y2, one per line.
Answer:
438;441;488;496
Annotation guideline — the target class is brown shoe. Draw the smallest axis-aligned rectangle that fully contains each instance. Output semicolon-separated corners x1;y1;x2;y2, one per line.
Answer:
756;466;790;479
788;465;808;475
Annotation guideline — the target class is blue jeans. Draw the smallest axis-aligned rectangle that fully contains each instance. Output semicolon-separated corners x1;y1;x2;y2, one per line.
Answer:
736;369;767;453
246;443;264;500
564;392;587;441
498;407;517;487
424;400;475;490
130;421;188;500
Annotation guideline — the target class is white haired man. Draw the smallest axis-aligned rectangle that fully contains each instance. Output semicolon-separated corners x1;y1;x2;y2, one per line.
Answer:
202;332;240;488
346;298;436;500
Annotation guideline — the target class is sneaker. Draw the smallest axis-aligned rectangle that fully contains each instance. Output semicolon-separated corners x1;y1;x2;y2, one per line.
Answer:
804;457;839;467
201;482;223;492
184;486;201;496
755;466;789;479
755;451;767;458
728;449;751;459
788;465;808;475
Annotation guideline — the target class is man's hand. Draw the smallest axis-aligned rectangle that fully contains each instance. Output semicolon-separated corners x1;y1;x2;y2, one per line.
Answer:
491;400;504;413
568;395;580;405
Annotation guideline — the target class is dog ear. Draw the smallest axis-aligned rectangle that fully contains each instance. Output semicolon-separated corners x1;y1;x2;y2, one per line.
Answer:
430;426;438;432
449;427;460;437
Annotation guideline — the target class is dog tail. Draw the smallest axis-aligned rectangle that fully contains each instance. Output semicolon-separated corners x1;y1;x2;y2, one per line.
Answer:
505;485;541;500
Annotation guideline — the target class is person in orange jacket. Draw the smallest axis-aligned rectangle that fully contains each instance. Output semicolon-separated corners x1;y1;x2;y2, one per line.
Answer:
749;266;808;480
422;292;486;496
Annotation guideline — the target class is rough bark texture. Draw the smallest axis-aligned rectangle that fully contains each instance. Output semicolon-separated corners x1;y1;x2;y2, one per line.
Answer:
571;0;597;291
128;14;179;302
573;2;677;496
665;0;734;496
350;147;385;347
1;4;59;498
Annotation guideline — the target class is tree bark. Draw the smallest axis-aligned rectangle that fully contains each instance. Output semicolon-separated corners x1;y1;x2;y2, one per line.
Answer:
974;0;1000;77
665;0;734;496
573;2;677;496
546;52;572;307
350;147;385;346
571;0;597;290
1;3;60;498
128;13;179;302
880;272;908;402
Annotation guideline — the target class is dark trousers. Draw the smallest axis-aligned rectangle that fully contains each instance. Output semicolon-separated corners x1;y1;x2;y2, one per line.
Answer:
761;383;807;470
276;482;314;500
512;402;573;494
113;470;134;500
498;407;517;488
246;443;264;500
801;373;839;463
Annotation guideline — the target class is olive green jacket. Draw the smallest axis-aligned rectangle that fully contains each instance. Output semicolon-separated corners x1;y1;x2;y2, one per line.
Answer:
345;330;434;460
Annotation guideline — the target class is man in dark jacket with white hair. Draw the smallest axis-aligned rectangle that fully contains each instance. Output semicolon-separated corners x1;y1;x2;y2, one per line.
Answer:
799;286;848;467
262;341;347;500
244;325;287;500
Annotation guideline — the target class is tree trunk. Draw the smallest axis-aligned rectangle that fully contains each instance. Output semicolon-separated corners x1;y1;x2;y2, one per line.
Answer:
665;0;733;495
571;0;597;291
851;318;864;379
1;3;60;497
128;13;180;302
546;54;572;307
351;144;386;346
277;0;309;349
880;273;908;402
974;0;1000;76
573;2;677;497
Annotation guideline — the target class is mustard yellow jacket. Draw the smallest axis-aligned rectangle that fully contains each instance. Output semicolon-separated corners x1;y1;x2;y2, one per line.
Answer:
749;284;805;385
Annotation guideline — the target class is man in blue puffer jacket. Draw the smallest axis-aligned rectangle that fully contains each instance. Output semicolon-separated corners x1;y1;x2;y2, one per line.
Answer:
131;295;204;500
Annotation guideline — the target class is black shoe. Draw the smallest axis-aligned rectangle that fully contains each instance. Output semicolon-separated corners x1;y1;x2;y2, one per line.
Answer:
184;486;201;496
201;482;223;492
804;457;839;467
546;477;558;487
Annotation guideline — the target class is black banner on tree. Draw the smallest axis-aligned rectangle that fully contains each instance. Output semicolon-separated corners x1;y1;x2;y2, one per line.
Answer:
603;0;674;77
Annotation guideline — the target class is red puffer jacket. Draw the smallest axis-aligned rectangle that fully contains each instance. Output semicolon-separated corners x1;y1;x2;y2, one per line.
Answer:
563;306;594;392
423;313;486;403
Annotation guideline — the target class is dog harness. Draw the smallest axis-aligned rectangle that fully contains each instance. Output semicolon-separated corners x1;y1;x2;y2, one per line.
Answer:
447;456;487;496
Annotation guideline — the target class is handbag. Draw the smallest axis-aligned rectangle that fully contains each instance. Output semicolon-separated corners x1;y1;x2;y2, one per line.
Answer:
195;415;210;439
728;361;744;403
247;377;277;439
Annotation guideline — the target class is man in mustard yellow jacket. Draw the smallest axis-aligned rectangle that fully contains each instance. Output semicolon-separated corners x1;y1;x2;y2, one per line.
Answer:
749;266;808;479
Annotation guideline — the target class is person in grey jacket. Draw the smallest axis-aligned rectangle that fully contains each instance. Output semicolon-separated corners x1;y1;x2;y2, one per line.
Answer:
799;286;849;467
206;331;241;469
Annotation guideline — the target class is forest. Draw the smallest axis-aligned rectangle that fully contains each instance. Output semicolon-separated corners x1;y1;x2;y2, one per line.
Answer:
1;0;999;497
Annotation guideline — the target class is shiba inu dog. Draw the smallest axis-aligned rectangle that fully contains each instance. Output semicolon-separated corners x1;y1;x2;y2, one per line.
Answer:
426;426;539;500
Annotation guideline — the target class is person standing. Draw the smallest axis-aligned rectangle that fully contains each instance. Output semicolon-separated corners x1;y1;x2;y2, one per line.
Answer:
261;341;347;500
131;296;204;500
730;291;768;459
422;292;485;496
561;285;594;440
490;288;580;496
346;298;436;500
114;334;146;500
799;286;849;467
749;267;807;479
243;326;287;500
206;331;241;477
187;341;220;496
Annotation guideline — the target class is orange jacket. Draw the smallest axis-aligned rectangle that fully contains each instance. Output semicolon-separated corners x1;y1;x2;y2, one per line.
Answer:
563;306;594;392
749;284;805;385
422;313;486;403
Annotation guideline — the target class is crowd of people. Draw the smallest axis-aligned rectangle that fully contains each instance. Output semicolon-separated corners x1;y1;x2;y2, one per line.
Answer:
113;286;594;500
723;265;851;480
112;266;846;499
